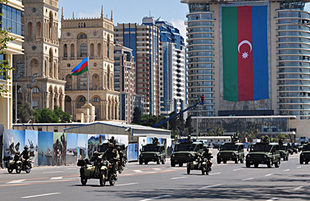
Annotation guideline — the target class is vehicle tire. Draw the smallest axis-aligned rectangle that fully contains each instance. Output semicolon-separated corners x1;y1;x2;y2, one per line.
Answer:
217;159;221;164
179;163;183;167
25;168;31;174
81;177;87;186
306;161;309;164
7;168;13;174
240;158;244;164
16;168;21;174
254;163;259;168
202;168;205;175
286;156;289;161
246;161;250;168
157;160;160;165
267;161;272;168
187;167;190;175
171;161;175;167
235;159;238;164
275;161;280;168
99;174;106;186
145;161;148;165
300;159;303;164
139;160;143;165
161;159;165;165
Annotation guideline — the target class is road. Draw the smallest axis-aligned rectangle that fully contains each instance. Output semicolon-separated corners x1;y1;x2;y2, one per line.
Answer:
0;149;309;201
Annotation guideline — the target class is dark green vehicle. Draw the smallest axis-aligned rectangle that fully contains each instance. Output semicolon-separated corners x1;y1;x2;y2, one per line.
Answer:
279;144;289;161
300;144;310;164
246;142;280;168
139;144;166;165
217;143;244;164
171;141;204;167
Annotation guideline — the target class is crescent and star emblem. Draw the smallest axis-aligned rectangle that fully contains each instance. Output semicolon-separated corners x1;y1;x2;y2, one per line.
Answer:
238;40;252;59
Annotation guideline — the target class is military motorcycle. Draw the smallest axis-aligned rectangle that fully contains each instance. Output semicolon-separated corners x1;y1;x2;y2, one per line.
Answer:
187;157;212;175
4;156;31;174
78;158;118;186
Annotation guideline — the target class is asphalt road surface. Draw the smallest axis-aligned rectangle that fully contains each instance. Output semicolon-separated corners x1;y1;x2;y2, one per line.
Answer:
0;149;309;201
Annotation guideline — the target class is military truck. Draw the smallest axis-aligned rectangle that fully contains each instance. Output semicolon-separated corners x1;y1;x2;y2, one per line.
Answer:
217;143;244;164
246;142;280;168
139;144;166;165
171;141;204;167
279;144;289;161
300;144;310;164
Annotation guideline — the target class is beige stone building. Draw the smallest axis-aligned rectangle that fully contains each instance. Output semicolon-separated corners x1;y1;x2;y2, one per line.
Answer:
13;0;65;112
59;8;119;122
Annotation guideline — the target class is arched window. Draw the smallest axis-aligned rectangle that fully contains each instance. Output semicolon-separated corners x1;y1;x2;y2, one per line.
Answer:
97;43;102;58
107;67;110;89
80;43;87;57
63;44;68;57
36;22;41;39
70;44;75;58
90;43;94;57
78;74;87;89
78;33;87;39
49;11;53;40
49;48;53;77
76;96;86;108
31;87;40;93
30;59;39;77
28;22;33;40
92;74;100;89
65;74;72;90
93;97;99;102
107;36;110;58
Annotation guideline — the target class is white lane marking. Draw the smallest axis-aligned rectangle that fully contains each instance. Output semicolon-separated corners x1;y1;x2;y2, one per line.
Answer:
140;195;170;201
293;186;304;191
171;176;186;180
50;177;63;180
297;166;302;169
265;174;272;177
242;177;254;181
117;182;137;187
21;192;61;199
42;171;63;174
152;168;161;171
209;172;221;176
283;169;290;172
199;184;222;190
8;179;26;184
266;198;278;201
233;168;242;171
133;170;143;173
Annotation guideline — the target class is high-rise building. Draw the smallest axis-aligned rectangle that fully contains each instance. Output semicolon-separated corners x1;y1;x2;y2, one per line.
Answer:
0;0;24;129
13;0;65;112
182;0;310;120
115;17;161;115
114;44;137;123
156;18;186;116
59;8;119;122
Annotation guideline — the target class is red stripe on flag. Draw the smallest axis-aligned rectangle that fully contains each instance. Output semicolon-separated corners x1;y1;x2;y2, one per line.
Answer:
237;6;253;101
74;61;88;73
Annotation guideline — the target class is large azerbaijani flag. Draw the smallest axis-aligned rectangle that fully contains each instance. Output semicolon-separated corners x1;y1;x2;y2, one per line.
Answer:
71;56;89;76
222;6;269;102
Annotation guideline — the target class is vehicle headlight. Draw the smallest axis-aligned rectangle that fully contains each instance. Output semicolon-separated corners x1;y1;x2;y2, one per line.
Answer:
140;154;143;157
188;154;192;157
172;154;175;158
218;153;221;156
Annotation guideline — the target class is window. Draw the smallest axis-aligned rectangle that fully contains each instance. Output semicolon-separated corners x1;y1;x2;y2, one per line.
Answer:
31;87;39;93
80;43;87;57
93;97;99;102
78;33;87;39
0;5;22;35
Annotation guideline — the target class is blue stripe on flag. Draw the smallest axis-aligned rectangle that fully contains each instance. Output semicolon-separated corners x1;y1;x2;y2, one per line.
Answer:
71;56;89;73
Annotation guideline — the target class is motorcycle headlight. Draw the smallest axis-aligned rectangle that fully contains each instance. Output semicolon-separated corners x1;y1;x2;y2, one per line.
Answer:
103;161;107;166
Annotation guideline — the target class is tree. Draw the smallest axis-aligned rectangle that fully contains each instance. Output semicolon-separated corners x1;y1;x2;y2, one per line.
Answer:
168;111;177;131
34;108;59;123
53;106;72;123
0;0;15;96
185;115;193;135
132;107;141;124
13;100;33;123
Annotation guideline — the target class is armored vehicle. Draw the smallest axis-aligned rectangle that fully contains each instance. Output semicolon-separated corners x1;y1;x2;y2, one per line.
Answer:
171;141;204;167
139;144;166;165
300;144;310;164
246;142;280;168
217;143;244;164
279;144;289;161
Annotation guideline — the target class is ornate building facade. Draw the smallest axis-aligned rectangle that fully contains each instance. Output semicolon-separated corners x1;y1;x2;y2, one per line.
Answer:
59;8;119;121
13;0;65;112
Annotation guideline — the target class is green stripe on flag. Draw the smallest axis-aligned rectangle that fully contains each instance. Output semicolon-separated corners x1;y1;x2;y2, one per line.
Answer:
70;66;88;76
222;7;238;102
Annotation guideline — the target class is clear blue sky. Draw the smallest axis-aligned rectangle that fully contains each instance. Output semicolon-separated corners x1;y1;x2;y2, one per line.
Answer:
59;0;310;40
59;0;188;38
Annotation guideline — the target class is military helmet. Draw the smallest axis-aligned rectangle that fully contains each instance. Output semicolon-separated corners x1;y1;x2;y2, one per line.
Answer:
24;145;28;149
93;151;100;155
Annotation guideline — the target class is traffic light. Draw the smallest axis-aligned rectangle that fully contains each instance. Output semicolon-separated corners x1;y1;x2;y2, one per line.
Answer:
201;95;204;103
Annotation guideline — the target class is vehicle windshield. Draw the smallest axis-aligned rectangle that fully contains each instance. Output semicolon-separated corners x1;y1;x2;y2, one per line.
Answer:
220;144;237;151
302;145;310;151
142;145;160;152
98;144;109;152
174;143;196;151
251;144;272;152
279;146;287;151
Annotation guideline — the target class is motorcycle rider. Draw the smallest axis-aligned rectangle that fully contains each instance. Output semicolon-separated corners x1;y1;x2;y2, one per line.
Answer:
202;147;213;170
90;151;102;176
186;135;193;143
109;136;116;145
21;146;31;168
102;143;118;173
116;146;125;172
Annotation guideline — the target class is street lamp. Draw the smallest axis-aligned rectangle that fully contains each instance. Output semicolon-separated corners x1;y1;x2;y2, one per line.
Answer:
30;73;38;110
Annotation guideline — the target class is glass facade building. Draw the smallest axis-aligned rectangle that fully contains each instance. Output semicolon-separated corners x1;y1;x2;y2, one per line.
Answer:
0;4;23;35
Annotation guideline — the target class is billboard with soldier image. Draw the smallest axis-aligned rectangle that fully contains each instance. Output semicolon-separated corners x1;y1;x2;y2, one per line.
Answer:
53;133;67;166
